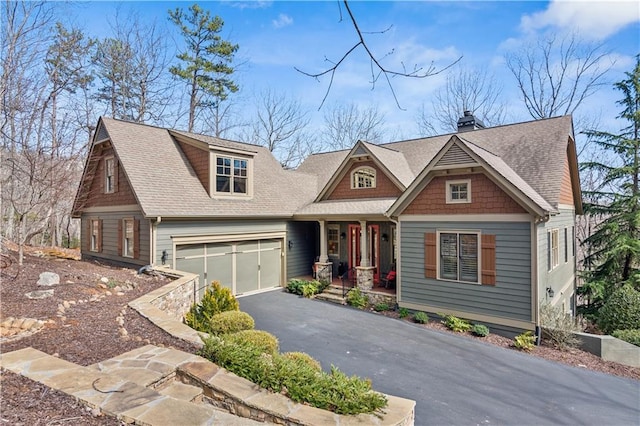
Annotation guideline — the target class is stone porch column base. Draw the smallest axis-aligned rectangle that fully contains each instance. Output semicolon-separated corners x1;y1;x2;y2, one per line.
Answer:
315;262;333;284
356;266;375;291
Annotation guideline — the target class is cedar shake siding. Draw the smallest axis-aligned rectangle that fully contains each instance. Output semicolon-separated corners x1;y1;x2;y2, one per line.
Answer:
177;140;210;195
403;173;527;215
559;155;574;205
327;161;402;200
84;144;137;207
80;212;150;267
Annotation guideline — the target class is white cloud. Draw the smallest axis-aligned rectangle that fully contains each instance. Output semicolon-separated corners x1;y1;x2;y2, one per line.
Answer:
272;13;293;29
521;0;640;40
229;1;272;10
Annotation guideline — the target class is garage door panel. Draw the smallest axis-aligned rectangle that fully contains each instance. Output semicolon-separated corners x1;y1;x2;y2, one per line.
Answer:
236;251;259;294
261;247;281;288
176;244;203;257
206;255;233;291
175;256;204;291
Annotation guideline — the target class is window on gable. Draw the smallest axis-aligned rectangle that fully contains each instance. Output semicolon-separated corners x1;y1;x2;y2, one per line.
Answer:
105;157;115;193
548;229;559;271
351;167;376;189
216;156;248;195
438;231;479;283
446;179;471;203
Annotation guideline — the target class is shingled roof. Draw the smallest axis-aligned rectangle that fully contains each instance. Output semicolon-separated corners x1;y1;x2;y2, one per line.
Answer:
86;118;317;218
296;115;577;215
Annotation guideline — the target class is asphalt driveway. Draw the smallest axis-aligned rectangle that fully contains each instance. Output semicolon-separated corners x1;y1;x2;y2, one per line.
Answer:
239;290;639;425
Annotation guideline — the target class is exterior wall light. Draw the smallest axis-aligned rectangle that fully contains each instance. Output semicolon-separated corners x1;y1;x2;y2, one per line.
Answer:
546;287;554;298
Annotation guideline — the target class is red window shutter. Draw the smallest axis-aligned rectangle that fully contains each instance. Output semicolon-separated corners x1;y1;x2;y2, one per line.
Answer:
117;220;123;256
98;219;103;253
481;234;496;285
133;219;140;259
424;232;437;278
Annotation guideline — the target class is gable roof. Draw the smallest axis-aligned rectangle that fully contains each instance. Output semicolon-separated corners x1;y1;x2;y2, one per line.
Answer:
75;117;317;218
296;115;578;215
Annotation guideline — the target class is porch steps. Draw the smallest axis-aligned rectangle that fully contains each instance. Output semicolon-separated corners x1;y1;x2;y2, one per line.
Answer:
315;285;348;305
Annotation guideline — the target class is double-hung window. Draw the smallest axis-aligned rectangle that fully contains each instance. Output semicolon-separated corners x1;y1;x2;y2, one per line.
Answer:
216;156;248;195
439;231;479;283
548;229;559;271
105;157;115;193
123;218;134;258
327;225;340;257
90;219;101;252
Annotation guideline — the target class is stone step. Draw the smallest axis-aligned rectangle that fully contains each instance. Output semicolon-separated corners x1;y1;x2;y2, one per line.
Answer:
315;292;346;305
1;346;265;425
157;380;203;402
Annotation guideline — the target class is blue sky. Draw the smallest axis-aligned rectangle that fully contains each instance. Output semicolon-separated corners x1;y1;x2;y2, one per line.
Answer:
69;1;639;140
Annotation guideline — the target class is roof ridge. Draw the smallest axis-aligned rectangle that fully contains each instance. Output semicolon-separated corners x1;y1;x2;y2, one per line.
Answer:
170;129;264;150
455;135;501;157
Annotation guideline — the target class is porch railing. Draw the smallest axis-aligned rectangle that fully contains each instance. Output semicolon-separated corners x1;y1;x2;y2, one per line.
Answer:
340;267;357;297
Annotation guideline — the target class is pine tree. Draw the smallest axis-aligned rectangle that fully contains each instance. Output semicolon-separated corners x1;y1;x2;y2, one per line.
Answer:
581;56;640;306
168;3;238;132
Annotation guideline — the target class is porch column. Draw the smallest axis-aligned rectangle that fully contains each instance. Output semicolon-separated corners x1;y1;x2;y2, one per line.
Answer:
356;220;374;291
359;220;369;266
318;220;328;263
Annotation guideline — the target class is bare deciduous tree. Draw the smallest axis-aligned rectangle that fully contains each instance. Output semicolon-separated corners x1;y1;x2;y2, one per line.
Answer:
505;32;612;120
244;89;314;168
322;103;386;150
418;66;507;134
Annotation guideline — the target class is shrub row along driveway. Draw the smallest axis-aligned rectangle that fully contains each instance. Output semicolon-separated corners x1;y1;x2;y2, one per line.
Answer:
239;290;639;425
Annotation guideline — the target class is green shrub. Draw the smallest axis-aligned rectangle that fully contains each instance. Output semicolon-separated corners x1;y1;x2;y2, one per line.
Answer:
223;330;279;356
346;288;368;309
514;331;536;351
208;311;255;335
398;307;409;319
199;335;387;415
471;324;490;337
185;281;238;332
540;303;580;350
443;315;471;332
597;284;640;334
282;351;322;372
612;329;640;347
373;302;390;312
414;312;429;324
286;279;326;297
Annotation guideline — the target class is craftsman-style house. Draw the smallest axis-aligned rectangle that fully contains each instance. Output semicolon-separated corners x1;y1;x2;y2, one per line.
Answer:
72;113;581;335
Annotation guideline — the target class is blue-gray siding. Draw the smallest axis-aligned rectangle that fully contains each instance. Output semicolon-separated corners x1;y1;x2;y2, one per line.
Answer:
538;209;576;312
286;221;318;278
400;221;532;322
81;211;150;268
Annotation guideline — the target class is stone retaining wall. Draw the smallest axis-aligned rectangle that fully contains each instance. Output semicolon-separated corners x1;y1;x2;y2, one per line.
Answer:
146;269;199;320
573;332;640;368
365;290;397;307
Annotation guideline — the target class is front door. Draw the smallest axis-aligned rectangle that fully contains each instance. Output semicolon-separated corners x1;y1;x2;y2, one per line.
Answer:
348;224;360;279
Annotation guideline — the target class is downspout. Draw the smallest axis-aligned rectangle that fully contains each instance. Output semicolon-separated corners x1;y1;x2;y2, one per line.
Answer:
151;216;161;266
389;216;400;304
533;213;550;343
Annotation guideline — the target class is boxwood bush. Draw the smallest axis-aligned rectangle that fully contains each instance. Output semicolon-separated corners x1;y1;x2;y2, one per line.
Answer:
184;281;238;332
414;312;429;324
612;329;640;347
471;324;490;337
223;329;279;356
200;334;387;415
208;311;255;335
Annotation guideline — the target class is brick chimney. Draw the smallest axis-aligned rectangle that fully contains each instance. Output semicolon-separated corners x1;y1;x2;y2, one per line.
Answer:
457;110;485;132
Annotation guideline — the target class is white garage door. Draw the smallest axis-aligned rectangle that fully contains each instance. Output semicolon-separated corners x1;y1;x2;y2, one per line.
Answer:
175;238;282;296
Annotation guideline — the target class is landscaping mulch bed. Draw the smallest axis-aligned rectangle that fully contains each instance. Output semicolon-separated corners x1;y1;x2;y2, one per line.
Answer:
1;246;638;424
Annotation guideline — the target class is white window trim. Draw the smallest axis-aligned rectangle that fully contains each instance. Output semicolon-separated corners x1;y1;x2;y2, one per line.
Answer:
123;217;135;259
446;179;471;204
104;156;115;194
549;228;559;271
351;166;376;189
212;154;252;198
436;229;481;285
327;224;340;257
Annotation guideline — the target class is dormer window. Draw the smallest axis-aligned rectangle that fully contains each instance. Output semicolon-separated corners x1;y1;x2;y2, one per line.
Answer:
446;179;471;203
352;167;376;189
216;156;248;195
